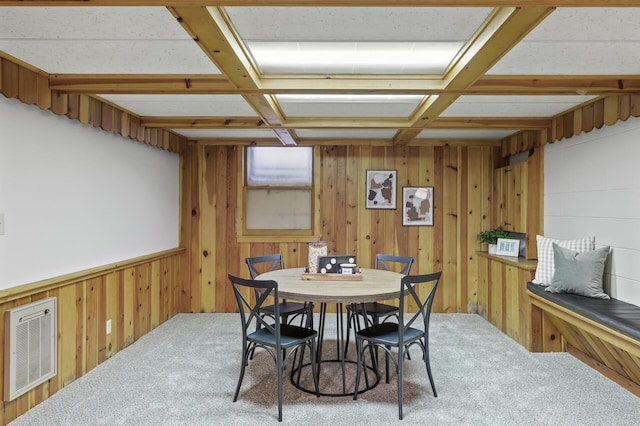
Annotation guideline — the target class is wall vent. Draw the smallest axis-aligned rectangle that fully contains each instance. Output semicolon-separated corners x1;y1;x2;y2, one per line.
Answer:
4;297;57;402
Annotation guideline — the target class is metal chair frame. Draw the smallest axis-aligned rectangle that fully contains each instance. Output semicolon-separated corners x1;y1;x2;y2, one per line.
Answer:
353;272;441;420
246;254;314;359
229;274;320;422
345;254;414;379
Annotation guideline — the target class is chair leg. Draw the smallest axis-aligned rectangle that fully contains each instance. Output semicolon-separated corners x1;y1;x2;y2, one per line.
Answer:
233;343;249;402
423;338;437;397
398;345;404;420
353;337;363;400
277;349;283;422
310;340;320;397
385;345;391;383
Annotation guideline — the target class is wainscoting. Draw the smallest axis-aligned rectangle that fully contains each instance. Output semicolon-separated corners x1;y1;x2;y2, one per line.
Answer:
0;248;186;425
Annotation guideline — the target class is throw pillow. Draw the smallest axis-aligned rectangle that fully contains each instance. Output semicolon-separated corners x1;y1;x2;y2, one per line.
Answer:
545;243;610;299
532;235;595;286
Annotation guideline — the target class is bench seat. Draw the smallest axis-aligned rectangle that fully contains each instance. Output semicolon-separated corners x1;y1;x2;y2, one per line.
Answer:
527;282;640;396
527;282;640;341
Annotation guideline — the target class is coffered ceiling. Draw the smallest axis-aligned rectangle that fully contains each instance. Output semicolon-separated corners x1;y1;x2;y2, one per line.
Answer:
1;1;639;147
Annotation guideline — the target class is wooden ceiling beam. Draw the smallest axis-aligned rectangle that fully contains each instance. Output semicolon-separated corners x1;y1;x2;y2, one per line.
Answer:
140;116;268;128
140;116;410;129
48;74;640;96
169;5;296;144
48;74;235;94
430;117;551;129
471;76;640;95
393;6;554;145
139;115;548;130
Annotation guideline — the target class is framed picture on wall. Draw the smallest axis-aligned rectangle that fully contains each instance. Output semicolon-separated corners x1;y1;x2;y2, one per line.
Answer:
402;186;433;226
365;170;397;209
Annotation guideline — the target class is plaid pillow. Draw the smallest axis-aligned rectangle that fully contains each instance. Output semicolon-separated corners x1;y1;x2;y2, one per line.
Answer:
532;235;596;286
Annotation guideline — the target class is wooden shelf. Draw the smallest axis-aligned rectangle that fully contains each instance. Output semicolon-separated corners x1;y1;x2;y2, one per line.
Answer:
476;251;537;271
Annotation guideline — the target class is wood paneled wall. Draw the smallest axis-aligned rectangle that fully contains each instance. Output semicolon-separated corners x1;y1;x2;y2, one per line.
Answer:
0;54;185;153
182;143;500;315
501;94;640;157
0;249;185;425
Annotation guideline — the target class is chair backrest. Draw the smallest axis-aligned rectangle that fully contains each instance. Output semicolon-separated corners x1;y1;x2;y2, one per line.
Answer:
397;272;442;339
374;254;414;275
246;253;284;279
228;274;282;343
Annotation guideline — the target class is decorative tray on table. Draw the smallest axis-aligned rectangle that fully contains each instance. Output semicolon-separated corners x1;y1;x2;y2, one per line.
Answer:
301;272;363;281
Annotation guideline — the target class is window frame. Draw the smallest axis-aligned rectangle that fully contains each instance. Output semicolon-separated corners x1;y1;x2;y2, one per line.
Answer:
236;145;320;243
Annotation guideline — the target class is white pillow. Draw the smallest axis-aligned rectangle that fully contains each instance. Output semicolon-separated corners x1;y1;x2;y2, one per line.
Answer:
532;235;595;286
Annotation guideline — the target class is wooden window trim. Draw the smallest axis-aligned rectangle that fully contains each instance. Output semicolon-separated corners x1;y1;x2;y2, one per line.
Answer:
236;146;320;243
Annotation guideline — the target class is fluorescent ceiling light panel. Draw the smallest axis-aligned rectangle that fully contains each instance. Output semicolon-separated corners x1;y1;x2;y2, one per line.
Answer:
276;94;423;102
247;41;464;75
275;94;424;118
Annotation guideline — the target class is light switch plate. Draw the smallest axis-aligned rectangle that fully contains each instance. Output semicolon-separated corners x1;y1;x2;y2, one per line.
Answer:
0;213;4;235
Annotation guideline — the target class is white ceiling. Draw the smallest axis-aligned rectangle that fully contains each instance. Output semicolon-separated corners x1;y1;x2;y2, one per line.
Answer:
488;7;640;75
0;3;639;146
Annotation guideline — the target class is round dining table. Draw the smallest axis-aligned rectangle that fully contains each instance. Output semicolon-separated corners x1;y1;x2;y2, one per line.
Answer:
257;267;404;397
257;267;404;304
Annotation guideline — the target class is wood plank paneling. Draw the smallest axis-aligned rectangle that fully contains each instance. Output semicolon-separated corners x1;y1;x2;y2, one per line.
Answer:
476;253;539;350
189;144;497;317
502;95;640;157
0;250;184;425
0;56;184;153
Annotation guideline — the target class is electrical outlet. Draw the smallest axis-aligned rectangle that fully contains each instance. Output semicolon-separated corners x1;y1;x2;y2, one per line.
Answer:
106;319;112;335
0;213;4;235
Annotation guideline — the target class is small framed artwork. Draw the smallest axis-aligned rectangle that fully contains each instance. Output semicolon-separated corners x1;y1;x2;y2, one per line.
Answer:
366;170;397;209
402;186;433;226
496;238;520;257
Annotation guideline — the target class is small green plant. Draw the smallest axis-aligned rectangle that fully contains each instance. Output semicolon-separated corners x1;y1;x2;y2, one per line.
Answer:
477;226;511;245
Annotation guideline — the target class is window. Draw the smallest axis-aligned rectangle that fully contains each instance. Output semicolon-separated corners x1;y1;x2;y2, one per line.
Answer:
239;146;317;240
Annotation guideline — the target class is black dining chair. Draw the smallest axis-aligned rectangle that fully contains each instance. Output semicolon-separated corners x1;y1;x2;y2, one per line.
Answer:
246;254;313;323
228;274;319;422
345;254;414;375
353;271;442;420
347;254;414;327
246;254;314;360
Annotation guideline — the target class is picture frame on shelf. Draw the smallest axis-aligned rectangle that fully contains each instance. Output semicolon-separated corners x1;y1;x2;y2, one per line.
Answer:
402;186;433;226
365;169;397;209
496;238;520;257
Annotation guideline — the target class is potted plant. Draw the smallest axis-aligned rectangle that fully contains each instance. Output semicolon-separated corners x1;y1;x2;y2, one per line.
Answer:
477;226;510;254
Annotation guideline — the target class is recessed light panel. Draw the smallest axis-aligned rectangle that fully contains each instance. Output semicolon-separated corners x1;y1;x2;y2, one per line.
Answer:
247;41;465;75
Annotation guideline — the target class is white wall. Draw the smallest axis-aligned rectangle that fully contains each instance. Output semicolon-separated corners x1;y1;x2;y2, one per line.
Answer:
0;96;180;289
544;115;640;305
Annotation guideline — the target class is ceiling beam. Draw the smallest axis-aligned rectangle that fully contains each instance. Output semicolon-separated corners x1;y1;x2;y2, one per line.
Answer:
470;76;640;95
193;137;502;147
139;115;548;130
393;6;554;145
140;116;268;128
48;74;640;96
168;5;296;145
49;74;234;94
430;117;551;129
140;116;412;129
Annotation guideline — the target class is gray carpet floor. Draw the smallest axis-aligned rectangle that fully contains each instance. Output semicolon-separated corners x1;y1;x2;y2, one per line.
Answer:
9;313;640;425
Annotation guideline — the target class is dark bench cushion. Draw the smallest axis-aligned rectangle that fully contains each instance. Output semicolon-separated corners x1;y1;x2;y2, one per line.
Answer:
527;282;640;341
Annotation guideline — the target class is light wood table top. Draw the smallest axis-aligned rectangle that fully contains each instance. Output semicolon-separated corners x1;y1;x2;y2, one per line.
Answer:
257;267;403;304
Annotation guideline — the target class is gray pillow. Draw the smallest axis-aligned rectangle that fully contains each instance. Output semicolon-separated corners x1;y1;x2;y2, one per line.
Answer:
545;243;611;299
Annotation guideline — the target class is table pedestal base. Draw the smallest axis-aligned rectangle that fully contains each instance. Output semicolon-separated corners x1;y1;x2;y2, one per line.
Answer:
290;304;380;397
